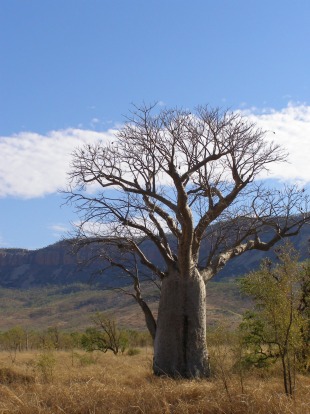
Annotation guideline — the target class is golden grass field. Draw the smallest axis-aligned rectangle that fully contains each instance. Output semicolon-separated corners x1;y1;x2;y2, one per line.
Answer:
0;348;309;414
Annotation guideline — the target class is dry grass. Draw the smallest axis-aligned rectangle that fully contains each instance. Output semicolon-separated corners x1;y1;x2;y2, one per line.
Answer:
0;350;309;414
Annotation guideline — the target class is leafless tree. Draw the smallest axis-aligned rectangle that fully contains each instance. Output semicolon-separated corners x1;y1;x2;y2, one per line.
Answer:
66;104;309;378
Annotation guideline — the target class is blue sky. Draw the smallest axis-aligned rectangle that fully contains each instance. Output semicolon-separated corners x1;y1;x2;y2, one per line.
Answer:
0;0;309;249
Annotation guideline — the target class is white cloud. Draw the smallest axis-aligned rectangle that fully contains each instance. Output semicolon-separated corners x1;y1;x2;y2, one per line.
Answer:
244;104;310;184
49;223;70;239
0;104;309;200
0;128;115;198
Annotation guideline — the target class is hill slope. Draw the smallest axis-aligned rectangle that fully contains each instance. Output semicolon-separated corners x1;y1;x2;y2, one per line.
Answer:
0;280;251;331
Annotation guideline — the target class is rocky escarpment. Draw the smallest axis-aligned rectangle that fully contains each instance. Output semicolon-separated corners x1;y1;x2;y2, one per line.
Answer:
0;242;94;288
0;245;75;267
0;224;309;289
0;240;157;289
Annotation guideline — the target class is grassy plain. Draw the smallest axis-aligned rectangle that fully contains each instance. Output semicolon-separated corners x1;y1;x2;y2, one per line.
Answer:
0;349;309;414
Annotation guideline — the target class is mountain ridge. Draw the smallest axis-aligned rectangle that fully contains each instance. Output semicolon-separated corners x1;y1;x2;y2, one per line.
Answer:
0;224;309;289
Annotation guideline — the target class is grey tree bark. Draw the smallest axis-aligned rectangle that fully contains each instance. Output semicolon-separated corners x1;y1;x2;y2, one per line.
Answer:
154;269;210;378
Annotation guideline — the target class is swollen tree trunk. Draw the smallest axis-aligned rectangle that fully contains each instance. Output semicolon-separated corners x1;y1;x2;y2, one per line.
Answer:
153;269;210;378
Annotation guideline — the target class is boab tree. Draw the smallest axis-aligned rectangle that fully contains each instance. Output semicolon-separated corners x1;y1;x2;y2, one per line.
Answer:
67;105;309;378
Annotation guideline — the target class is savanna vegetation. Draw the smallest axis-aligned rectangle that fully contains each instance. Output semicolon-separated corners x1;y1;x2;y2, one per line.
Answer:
0;337;309;413
0;245;308;413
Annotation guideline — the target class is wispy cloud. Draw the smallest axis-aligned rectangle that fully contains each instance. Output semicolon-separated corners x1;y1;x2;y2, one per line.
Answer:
0;104;309;200
0;234;8;247
49;223;70;239
90;117;100;129
49;224;69;233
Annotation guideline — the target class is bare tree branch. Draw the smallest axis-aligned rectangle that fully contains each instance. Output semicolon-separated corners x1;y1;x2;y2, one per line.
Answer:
65;104;309;358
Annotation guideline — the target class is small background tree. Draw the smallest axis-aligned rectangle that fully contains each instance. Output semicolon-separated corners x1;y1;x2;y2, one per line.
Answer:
239;243;309;395
81;312;128;355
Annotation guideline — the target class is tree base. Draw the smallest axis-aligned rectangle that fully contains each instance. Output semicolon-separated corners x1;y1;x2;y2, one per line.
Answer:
153;270;210;379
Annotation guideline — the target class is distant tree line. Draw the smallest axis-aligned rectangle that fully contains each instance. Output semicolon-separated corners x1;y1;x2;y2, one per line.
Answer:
0;323;153;359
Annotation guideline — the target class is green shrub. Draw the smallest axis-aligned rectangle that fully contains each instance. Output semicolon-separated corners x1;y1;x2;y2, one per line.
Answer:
75;352;98;366
36;351;56;383
127;348;141;356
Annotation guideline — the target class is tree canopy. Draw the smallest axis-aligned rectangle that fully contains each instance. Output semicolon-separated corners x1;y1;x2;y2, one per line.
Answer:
66;104;309;378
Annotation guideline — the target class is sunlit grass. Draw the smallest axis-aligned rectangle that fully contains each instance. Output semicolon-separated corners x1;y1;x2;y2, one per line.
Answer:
0;349;309;413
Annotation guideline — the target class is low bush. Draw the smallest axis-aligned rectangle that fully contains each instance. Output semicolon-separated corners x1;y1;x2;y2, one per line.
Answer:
127;347;141;356
0;367;34;384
